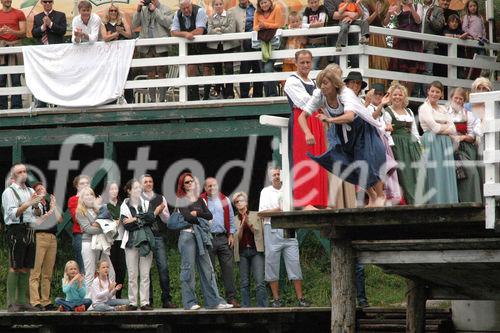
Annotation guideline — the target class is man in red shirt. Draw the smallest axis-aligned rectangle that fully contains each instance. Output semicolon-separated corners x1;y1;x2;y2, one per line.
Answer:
0;0;26;110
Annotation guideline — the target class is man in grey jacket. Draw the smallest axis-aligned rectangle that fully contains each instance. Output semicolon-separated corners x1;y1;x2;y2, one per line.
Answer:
132;0;173;103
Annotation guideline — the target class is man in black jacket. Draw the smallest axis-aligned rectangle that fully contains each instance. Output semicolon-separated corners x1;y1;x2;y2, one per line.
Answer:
31;0;66;107
140;174;176;309
31;0;66;45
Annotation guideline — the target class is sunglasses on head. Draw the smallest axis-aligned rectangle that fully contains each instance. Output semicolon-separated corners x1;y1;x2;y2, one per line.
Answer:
42;0;53;3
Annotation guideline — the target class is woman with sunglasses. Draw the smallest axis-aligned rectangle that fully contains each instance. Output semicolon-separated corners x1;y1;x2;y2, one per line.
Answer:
101;4;132;41
175;173;233;310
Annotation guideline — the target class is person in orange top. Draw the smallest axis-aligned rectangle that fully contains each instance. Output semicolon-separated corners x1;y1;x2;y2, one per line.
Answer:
282;11;307;73
334;0;369;51
252;0;285;97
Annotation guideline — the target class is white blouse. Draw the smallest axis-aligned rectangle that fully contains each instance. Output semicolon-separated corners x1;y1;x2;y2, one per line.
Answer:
445;104;478;137
418;100;456;135
383;106;421;143
283;74;315;110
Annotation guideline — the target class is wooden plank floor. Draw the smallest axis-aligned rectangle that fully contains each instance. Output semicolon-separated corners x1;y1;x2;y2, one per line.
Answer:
0;307;453;333
262;203;500;301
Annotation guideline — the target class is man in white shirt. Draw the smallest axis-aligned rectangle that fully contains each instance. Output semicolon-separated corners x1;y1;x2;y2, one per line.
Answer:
72;0;101;44
258;167;309;308
2;164;42;312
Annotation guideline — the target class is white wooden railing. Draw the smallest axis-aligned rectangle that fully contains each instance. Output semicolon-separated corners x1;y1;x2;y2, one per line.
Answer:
471;90;500;229
0;25;498;115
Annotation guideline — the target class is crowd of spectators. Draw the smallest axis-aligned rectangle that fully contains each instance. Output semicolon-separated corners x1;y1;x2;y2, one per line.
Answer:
0;0;494;107
2;165;310;312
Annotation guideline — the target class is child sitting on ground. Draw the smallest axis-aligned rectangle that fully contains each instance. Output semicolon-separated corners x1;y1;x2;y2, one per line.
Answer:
335;0;370;51
55;261;92;312
89;260;129;311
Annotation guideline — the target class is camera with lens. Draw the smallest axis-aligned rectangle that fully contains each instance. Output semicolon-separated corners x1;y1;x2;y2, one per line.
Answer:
143;0;152;6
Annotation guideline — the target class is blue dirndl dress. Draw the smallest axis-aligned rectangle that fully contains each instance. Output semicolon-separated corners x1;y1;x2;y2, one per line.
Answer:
308;99;386;188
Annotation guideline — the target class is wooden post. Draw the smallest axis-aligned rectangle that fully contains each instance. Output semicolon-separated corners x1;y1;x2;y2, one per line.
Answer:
406;278;427;333
331;238;356;333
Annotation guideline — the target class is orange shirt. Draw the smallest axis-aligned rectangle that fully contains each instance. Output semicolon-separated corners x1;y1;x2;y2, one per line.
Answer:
338;2;362;16
253;4;285;31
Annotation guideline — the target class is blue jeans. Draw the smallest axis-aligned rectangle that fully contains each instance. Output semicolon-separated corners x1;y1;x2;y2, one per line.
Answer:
356;263;367;304
72;233;85;275
239;248;267;307
55;297;92;311
91;299;130;311
259;60;277;97
0;63;21;109
149;236;171;306
178;231;225;309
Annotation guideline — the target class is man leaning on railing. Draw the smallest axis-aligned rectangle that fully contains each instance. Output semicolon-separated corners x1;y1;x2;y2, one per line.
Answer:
0;0;26;110
132;0;173;103
71;0;101;44
171;0;208;101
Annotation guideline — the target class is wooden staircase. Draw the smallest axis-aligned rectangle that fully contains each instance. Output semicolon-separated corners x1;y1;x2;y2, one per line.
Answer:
357;308;454;333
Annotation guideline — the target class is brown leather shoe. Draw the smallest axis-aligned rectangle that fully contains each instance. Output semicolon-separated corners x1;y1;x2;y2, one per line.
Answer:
227;299;241;308
162;302;177;309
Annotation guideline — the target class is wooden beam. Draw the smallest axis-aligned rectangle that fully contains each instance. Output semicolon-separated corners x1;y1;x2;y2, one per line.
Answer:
406;279;427;333
331;239;356;333
0;102;289;129
12;140;23;163
264;204;486;229
352;238;500;251
0;119;280;146
357;249;500;264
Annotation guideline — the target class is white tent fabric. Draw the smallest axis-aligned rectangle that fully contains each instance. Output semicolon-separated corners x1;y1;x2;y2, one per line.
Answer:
22;39;136;107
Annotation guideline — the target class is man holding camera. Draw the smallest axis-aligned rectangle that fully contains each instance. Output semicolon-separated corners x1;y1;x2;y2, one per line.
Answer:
132;0;172;103
2;164;42;312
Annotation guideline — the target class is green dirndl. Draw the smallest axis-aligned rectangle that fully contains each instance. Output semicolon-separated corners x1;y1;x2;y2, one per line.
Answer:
386;108;422;204
456;140;482;203
421;131;459;204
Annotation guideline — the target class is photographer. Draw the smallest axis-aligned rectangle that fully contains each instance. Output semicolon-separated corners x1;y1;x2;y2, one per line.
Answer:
132;0;173;103
120;179;156;311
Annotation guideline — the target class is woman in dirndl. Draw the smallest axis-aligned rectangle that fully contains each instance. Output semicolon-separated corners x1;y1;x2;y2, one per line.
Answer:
446;87;482;203
418;81;459;204
302;65;387;207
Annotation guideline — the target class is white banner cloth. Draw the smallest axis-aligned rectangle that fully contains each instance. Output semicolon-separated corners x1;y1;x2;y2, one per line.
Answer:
22;40;136;107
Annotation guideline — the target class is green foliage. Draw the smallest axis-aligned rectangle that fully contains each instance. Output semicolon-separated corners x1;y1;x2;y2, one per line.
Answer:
0;230;406;308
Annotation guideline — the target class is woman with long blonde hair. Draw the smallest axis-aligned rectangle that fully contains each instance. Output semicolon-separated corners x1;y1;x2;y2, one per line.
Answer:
100;4;132;42
77;187;115;297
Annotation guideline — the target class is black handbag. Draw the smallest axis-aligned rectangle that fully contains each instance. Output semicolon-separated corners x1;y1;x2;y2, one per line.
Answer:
454;150;467;180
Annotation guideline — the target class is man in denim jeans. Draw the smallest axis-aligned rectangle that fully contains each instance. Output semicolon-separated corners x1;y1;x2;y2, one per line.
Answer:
141;174;176;308
201;177;241;308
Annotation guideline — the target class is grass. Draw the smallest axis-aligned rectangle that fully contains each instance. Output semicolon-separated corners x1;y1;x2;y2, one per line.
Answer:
0;229;406;308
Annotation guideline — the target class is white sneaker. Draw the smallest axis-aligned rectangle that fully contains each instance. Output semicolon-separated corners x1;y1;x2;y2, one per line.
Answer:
216;303;234;309
190;304;201;310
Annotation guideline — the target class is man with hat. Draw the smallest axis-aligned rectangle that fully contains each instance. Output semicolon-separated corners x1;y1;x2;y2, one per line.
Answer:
343;71;367;97
341;70;371;308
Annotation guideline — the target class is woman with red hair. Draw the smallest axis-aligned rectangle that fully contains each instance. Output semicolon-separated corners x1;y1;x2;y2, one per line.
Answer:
175;173;233;310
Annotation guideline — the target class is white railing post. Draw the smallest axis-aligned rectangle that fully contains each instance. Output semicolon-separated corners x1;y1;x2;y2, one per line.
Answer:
447;41;458;98
259;115;292;212
471;91;500;229
178;39;188;102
